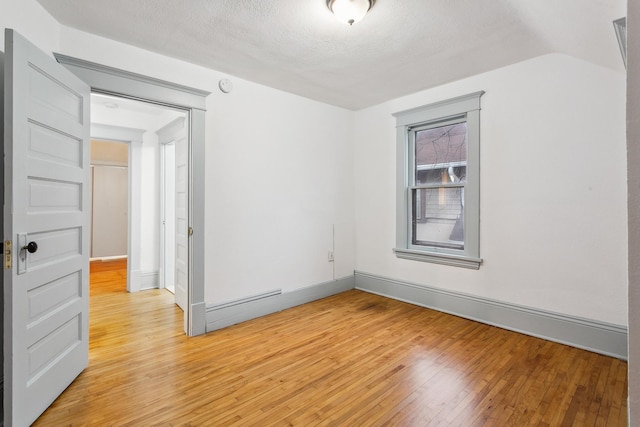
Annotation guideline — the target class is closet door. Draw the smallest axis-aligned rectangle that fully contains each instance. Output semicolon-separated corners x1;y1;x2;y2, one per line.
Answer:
92;165;128;257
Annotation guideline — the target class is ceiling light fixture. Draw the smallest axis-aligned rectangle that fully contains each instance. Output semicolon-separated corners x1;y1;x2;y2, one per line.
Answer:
326;0;375;26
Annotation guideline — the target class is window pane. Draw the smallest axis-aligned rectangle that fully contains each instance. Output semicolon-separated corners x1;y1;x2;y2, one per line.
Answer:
415;123;467;185
412;187;464;249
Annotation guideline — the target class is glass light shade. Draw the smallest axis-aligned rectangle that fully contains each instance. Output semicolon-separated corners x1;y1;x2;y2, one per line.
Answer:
327;0;374;25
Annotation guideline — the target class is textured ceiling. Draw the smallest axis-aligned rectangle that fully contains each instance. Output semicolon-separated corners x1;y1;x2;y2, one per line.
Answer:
37;0;626;110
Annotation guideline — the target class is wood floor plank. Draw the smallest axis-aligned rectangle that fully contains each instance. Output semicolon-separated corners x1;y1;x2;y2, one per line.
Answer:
32;260;628;426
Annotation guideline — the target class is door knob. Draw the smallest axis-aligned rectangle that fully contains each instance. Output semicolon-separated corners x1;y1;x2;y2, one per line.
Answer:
22;241;38;254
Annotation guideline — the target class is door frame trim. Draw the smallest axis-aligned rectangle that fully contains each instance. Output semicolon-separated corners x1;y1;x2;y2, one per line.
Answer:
53;54;210;109
157;117;186;297
55;53;209;336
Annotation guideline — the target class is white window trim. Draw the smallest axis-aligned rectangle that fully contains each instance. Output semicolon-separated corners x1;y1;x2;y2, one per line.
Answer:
393;91;484;269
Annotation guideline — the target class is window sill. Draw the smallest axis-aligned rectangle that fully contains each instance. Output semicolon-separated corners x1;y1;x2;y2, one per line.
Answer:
393;248;482;270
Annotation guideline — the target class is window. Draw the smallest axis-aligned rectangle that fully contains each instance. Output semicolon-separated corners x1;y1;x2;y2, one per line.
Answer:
393;91;484;269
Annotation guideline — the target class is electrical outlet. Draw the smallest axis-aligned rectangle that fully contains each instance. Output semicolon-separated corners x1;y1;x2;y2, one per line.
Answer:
328;251;334;262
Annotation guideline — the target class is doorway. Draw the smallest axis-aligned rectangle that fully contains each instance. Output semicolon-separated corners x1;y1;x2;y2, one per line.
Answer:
55;52;209;337
3;31;209;426
89;93;186;302
91;140;129;261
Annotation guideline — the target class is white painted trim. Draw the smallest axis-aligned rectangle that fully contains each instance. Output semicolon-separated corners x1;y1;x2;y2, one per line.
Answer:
91;123;145;142
139;270;159;291
57;55;210;336
355;271;628;359
90;160;128;167
210;289;282;310
54;54;209;110
206;276;355;332
190;302;207;336
129;269;141;292
393;91;485;126
157;117;186;293
188;109;206;336
90;255;127;261
393;248;482;269
157;117;186;143
90;124;144;293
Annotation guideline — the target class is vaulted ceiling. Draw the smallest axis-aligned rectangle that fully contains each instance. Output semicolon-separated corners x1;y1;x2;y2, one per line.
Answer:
37;0;626;110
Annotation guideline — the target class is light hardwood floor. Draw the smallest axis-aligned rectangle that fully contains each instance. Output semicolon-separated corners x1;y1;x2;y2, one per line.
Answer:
34;259;628;426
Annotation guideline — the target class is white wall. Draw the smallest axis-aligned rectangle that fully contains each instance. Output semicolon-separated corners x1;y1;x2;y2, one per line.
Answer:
205;82;355;302
627;0;639;420
3;0;626;326
0;0;632;418
139;131;160;272
55;21;356;304
354;53;628;326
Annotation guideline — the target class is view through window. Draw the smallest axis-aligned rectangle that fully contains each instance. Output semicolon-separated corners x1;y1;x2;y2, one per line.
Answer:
412;121;467;250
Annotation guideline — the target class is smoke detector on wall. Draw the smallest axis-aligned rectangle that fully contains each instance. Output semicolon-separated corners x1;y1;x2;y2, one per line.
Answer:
218;79;233;93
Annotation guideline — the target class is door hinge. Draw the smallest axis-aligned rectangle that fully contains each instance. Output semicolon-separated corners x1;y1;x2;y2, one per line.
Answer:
4;240;11;269
188;227;194;236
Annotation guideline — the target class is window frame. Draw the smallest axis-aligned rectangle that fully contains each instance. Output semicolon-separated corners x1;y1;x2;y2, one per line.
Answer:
393;91;484;269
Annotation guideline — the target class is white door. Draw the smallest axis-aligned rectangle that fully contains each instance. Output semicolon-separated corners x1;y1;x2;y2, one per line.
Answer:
3;29;90;426
174;118;189;315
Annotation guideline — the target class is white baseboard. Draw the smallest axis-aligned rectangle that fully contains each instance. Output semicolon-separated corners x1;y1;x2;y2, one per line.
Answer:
190;301;207;336
205;275;355;332
90;255;127;261
202;270;627;359
139;271;159;291
355;271;628;360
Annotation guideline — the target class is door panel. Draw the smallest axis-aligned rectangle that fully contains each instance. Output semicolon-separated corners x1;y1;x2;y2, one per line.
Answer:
22;227;82;269
28;178;82;211
157;115;188;321
4;29;90;426
28;123;82;167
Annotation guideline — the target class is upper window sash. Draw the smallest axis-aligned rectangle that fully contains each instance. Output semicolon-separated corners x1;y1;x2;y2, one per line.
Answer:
408;115;467;188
